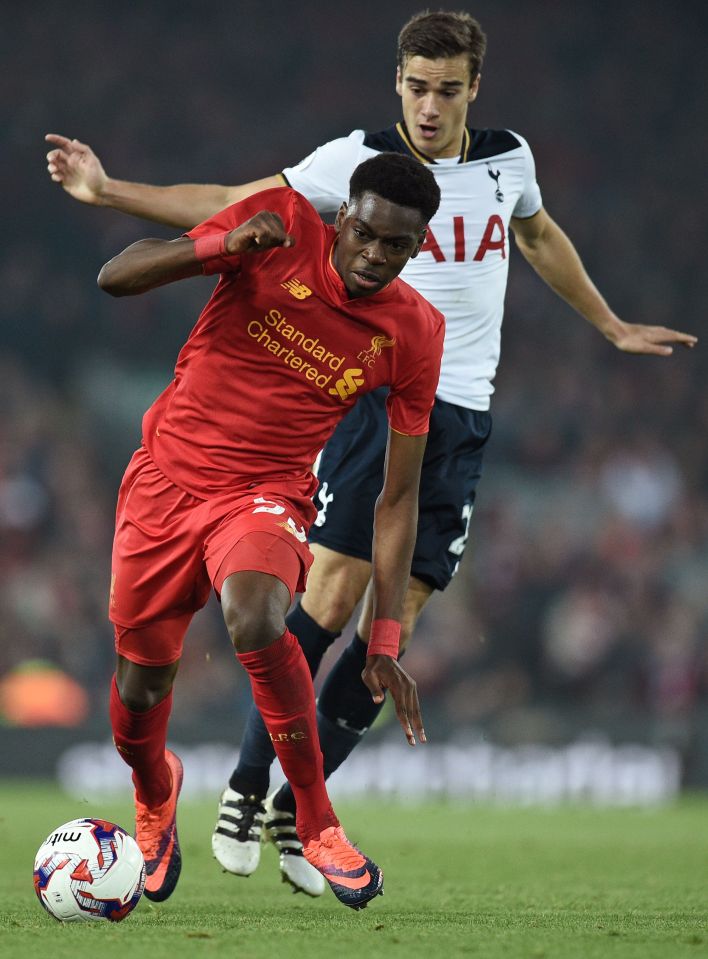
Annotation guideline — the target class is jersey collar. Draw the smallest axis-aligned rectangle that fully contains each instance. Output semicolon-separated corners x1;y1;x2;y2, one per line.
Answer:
394;121;472;164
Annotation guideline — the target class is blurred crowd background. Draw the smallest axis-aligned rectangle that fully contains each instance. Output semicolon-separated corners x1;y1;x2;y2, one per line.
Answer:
2;1;707;784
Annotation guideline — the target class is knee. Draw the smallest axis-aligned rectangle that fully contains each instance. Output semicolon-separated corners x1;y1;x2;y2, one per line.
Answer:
398;579;433;652
119;687;156;713
115;662;176;712
398;617;416;653
224;600;285;654
396;605;428;654
303;566;368;633
313;589;361;633
359;584;428;650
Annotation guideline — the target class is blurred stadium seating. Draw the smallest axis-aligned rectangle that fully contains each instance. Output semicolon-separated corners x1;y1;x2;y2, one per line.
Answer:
1;0;706;793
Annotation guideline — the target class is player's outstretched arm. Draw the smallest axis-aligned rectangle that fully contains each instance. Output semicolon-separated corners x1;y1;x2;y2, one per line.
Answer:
98;211;295;296
363;429;428;747
511;208;698;355
45;133;282;229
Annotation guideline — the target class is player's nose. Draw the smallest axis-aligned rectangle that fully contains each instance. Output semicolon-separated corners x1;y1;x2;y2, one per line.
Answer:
363;242;386;265
420;93;440;117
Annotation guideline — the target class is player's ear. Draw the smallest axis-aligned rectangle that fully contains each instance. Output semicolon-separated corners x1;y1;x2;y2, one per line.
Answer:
468;73;481;103
410;228;427;259
334;202;348;232
395;65;403;97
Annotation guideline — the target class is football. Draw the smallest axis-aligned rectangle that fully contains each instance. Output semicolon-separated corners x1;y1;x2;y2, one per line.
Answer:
33;818;145;922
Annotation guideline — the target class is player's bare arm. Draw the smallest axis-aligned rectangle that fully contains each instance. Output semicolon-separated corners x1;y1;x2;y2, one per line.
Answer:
45;133;281;229
98;212;295;296
362;429;428;747
511;208;698;355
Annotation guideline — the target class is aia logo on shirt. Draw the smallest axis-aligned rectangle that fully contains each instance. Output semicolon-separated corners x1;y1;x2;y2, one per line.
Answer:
420;215;507;263
357;334;396;368
281;277;312;300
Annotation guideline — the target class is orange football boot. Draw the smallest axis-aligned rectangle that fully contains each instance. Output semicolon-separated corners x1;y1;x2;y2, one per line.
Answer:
134;749;183;902
302;825;383;910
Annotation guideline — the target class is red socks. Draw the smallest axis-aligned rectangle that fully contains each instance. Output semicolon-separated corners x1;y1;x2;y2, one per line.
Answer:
111;629;338;840
237;630;338;843
109;675;172;808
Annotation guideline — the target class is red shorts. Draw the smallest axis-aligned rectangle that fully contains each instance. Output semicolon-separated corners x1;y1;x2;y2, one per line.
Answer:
110;447;314;665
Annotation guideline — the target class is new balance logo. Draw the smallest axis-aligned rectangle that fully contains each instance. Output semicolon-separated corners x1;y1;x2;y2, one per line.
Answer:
329;368;364;401
281;277;312;299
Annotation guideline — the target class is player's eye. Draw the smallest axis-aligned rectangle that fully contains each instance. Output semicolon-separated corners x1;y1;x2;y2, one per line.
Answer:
353;228;368;239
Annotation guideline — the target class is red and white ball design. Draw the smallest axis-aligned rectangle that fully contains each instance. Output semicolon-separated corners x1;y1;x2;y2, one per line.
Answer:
33;818;145;922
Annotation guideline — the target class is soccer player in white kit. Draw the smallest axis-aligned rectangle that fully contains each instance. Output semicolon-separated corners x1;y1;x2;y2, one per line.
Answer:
46;10;696;898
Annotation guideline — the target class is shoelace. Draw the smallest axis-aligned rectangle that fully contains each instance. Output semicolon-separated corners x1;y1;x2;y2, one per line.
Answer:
233;797;265;842
308;827;365;872
135;804;171;859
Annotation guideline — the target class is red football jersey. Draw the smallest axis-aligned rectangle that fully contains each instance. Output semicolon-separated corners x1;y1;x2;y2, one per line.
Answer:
142;187;444;499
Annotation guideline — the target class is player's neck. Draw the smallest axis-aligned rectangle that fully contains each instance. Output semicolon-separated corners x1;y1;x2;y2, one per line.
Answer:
398;120;469;163
431;131;466;160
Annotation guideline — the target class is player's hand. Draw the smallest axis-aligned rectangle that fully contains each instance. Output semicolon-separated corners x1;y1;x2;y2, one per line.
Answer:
225;212;295;255
45;134;108;205
611;320;697;356
361;654;426;746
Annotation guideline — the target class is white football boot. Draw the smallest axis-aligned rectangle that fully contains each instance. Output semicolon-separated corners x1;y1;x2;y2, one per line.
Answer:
263;791;326;896
211;788;265;876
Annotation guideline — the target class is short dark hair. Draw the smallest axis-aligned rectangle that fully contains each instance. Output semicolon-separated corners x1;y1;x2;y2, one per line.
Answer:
349;153;441;225
397;10;487;80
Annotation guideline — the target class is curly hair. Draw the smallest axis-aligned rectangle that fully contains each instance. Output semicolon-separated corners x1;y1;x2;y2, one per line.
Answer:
397;10;487;79
349;153;441;225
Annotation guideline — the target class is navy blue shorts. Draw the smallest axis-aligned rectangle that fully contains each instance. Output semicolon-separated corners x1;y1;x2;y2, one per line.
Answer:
309;387;492;591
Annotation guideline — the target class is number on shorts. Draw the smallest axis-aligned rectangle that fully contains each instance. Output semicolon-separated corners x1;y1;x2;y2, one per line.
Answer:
286;517;307;542
448;503;473;557
252;496;286;515
252;496;306;543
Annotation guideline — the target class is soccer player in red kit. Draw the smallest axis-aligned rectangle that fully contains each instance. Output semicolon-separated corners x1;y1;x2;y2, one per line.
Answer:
97;152;443;910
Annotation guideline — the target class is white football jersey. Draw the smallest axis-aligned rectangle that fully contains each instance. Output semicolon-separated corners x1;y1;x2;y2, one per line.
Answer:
282;123;542;410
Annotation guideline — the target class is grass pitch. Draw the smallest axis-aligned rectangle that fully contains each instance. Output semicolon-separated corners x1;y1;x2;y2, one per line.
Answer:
0;781;705;959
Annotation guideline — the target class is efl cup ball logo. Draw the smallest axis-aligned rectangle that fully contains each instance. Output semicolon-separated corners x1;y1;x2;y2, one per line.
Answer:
33;818;145;922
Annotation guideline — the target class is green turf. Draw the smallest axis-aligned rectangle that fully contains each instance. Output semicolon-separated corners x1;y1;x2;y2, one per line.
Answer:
0;782;705;959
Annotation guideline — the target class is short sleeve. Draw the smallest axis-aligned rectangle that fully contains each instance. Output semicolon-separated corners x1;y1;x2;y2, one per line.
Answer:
386;308;445;436
509;131;543;220
282;131;366;215
185;187;297;275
